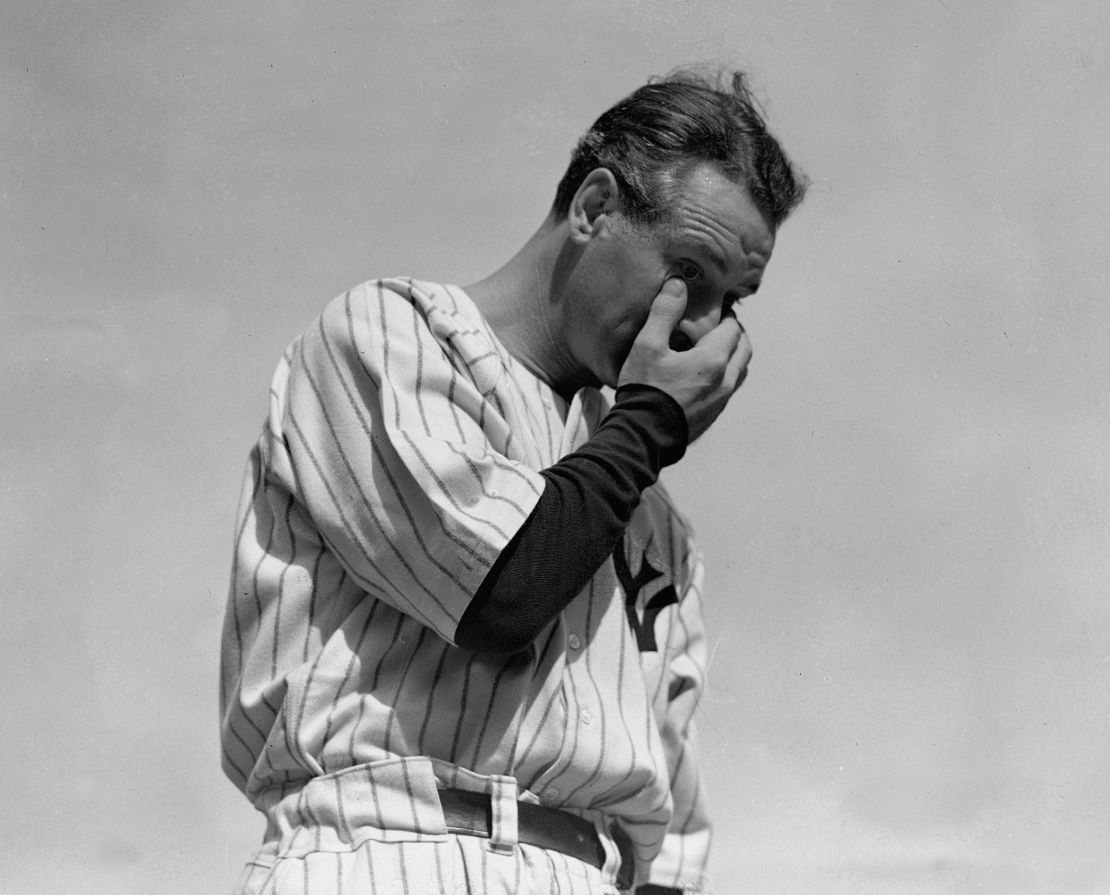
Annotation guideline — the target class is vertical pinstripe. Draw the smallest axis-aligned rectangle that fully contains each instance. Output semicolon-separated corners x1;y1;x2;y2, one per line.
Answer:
222;279;711;893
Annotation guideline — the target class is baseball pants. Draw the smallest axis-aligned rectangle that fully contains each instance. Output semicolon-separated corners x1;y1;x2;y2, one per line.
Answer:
232;757;630;895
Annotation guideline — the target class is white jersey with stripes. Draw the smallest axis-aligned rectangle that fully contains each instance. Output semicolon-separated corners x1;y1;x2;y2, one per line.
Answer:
220;278;711;890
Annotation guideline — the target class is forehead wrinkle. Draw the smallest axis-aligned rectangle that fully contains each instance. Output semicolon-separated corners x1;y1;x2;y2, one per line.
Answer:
671;233;727;273
651;161;775;294
671;203;772;284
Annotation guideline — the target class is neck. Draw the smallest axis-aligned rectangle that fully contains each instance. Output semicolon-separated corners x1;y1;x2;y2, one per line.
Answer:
464;215;585;397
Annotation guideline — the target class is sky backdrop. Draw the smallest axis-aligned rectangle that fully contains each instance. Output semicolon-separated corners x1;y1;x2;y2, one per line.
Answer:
3;2;1109;893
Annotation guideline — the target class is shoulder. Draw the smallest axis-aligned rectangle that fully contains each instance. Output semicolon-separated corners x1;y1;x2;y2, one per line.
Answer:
362;276;493;339
301;277;495;370
315;277;452;339
331;278;486;333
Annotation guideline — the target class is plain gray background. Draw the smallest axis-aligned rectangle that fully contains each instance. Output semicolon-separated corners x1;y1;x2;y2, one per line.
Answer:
3;2;1108;893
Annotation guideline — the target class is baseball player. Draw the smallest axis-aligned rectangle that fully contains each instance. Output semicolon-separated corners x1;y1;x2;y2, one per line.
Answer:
221;69;804;894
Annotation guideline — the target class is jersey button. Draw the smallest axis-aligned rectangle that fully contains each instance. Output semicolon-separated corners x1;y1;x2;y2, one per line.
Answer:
567;633;582;650
581;707;593;724
543;787;559;801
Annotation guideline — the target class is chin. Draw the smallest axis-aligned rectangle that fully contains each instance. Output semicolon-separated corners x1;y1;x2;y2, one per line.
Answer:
598;365;622;391
604;348;634;390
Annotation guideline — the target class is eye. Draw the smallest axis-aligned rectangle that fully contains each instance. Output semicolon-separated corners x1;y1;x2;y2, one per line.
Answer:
678;262;703;283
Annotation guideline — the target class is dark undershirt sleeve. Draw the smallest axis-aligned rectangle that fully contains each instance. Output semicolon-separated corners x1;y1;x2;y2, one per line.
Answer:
454;384;688;654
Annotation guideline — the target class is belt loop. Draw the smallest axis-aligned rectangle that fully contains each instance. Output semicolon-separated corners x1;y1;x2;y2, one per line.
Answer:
486;775;518;855
608;821;636;892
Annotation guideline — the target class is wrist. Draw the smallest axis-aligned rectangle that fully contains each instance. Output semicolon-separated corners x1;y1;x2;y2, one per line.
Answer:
613;384;689;466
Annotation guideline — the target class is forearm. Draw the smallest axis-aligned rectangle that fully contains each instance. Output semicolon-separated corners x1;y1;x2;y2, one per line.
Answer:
454;384;687;654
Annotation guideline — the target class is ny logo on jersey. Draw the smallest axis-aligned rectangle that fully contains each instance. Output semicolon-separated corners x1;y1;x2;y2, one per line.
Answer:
612;540;678;652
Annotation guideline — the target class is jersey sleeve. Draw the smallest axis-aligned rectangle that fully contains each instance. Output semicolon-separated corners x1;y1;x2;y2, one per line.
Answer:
276;280;546;643
643;547;712;893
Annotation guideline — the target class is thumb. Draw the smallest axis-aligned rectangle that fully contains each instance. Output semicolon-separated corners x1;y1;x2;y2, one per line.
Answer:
637;278;688;346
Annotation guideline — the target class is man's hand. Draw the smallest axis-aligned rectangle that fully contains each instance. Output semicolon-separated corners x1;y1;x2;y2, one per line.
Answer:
618;278;751;443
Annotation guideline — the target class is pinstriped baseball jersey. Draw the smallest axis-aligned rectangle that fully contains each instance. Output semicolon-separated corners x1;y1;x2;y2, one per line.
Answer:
221;278;710;891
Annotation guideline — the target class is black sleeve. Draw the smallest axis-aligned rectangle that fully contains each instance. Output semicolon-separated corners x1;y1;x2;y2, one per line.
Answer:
453;384;688;654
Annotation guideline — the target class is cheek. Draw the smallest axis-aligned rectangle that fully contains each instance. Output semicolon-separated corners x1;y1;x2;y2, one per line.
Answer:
582;311;642;384
609;314;648;368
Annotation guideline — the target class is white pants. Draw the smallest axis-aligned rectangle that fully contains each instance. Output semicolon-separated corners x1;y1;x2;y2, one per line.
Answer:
233;758;629;895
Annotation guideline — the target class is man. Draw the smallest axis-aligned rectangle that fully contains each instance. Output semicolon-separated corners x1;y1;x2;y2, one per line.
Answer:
221;69;804;894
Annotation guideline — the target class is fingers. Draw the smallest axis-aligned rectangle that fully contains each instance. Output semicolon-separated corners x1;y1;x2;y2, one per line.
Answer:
620;277;752;426
635;278;688;348
687;314;750;395
689;310;743;363
722;326;753;390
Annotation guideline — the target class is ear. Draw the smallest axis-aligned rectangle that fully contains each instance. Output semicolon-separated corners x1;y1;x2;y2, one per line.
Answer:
567;168;620;244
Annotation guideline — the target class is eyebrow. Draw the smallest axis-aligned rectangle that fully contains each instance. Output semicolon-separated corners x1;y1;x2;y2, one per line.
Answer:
678;239;762;294
680;238;728;274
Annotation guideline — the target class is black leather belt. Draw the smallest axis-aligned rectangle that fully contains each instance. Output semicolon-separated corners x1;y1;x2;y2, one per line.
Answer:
438;788;607;870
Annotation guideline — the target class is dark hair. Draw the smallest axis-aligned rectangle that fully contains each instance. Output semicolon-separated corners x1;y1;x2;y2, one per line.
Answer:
552;68;806;230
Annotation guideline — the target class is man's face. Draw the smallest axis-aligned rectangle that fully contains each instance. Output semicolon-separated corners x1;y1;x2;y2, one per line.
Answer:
564;162;775;388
